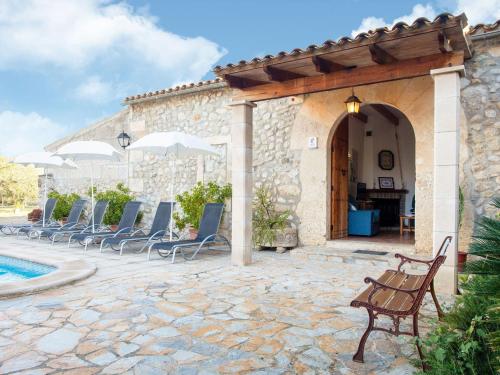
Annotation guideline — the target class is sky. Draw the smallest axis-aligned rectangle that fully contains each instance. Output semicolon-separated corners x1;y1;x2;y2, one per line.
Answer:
0;0;499;156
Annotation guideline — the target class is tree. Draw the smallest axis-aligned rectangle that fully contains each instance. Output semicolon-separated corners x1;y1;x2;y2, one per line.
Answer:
0;156;39;207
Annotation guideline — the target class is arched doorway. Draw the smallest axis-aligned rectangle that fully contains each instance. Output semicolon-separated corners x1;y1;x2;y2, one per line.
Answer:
330;103;416;243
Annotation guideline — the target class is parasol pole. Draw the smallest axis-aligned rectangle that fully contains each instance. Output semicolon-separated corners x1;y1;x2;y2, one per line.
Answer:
43;169;47;227
90;165;95;233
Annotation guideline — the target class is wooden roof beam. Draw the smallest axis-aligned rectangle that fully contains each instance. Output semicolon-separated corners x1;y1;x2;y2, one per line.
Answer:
263;65;307;82
369;44;398;65
234;52;464;102
224;75;265;89
311;56;347;74
372;104;399;125
438;31;453;53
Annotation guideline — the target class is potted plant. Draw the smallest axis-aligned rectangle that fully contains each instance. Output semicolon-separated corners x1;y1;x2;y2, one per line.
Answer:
91;183;143;230
252;186;297;253
173;181;232;238
47;191;81;223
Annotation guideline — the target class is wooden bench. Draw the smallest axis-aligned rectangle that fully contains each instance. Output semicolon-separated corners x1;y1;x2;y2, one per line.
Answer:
350;236;452;364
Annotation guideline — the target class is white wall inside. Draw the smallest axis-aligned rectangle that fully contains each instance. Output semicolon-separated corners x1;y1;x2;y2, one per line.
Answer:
348;105;416;213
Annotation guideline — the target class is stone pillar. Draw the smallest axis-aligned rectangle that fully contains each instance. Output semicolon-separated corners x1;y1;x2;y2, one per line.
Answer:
430;65;465;294
229;100;256;266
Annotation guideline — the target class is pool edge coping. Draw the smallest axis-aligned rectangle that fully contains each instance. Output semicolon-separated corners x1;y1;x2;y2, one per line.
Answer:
0;250;97;298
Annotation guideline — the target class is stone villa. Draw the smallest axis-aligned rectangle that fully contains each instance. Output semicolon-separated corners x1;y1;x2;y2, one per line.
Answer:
46;14;500;294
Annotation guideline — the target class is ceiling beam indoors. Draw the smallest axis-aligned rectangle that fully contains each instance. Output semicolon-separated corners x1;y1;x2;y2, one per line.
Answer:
369;44;398;64
371;104;399;125
351;112;368;123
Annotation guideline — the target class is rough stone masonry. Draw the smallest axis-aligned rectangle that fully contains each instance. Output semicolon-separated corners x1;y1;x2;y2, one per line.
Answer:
46;30;500;252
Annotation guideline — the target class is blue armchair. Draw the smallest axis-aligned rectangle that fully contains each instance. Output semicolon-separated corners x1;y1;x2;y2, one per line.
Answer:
348;203;380;237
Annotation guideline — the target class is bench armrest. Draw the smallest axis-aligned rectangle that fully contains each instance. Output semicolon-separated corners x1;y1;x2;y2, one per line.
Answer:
364;276;420;305
395;253;433;272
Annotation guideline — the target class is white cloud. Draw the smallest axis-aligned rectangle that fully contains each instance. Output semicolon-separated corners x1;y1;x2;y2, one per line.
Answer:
351;1;500;37
75;76;114;104
0;111;67;157
0;0;226;100
352;4;436;37
456;0;500;25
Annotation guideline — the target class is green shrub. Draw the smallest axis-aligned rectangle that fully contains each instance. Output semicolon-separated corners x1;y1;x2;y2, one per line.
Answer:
47;191;81;221
173;181;231;231
252;186;290;246
89;183;143;225
416;197;500;374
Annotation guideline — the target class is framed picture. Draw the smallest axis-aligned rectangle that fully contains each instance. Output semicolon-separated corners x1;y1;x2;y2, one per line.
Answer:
378;177;395;190
378;150;394;170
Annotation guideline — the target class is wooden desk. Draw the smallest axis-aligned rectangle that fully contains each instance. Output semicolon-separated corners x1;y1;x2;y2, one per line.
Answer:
400;215;415;236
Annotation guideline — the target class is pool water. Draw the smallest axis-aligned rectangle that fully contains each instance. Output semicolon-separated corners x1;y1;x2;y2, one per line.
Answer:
0;255;55;283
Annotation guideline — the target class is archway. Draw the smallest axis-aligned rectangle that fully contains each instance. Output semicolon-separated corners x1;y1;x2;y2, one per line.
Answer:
329;103;416;243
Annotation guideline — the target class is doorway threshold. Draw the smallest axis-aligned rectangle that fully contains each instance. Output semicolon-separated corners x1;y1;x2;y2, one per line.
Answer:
326;238;415;254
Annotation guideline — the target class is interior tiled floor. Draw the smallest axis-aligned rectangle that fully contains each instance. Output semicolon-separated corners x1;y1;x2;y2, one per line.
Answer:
0;233;446;374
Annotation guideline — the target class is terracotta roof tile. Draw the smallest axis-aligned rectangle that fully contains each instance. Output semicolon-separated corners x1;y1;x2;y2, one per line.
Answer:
123;14;499;104
123;78;226;103
469;20;500;35
213;13;462;73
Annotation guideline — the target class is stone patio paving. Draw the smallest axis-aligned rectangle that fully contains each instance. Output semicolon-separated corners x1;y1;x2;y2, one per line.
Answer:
0;235;450;374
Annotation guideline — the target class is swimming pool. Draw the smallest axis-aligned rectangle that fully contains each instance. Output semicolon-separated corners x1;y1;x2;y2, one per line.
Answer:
0;255;55;283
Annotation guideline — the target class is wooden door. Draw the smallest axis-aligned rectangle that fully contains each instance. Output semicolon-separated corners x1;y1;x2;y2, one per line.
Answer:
331;117;349;239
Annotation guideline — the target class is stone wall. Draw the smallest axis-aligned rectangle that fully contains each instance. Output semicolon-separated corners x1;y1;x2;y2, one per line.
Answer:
45;85;302;239
460;34;500;248
45;32;500;250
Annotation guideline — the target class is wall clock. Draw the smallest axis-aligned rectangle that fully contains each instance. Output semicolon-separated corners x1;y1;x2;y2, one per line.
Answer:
378;150;394;170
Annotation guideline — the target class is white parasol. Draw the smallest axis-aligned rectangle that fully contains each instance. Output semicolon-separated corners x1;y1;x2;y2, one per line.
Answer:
128;131;218;240
14;152;77;226
56;141;121;232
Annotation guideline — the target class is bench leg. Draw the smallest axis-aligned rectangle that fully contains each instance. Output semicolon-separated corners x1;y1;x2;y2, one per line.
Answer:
429;279;444;319
353;308;374;363
413;313;429;371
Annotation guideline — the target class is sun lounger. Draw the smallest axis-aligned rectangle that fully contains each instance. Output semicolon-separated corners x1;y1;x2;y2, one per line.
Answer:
100;201;177;255
42;200;109;245
69;201;141;252
0;198;57;235
147;203;230;262
32;199;87;240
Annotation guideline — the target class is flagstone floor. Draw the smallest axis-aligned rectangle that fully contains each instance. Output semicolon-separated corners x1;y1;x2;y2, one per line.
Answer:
0;235;451;374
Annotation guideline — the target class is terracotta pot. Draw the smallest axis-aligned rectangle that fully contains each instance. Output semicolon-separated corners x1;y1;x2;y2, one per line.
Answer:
458;251;468;273
110;224;119;232
188;227;198;240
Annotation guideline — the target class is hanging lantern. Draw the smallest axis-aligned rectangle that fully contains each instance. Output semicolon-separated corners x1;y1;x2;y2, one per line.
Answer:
345;89;361;114
117;130;131;149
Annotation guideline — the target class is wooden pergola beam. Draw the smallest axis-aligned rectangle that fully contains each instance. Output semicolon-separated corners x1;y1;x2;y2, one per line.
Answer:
233;52;464;102
224;75;265;89
369;44;398;65
371;104;399;125
438;31;453;53
311;56;347;74
263;65;307;82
